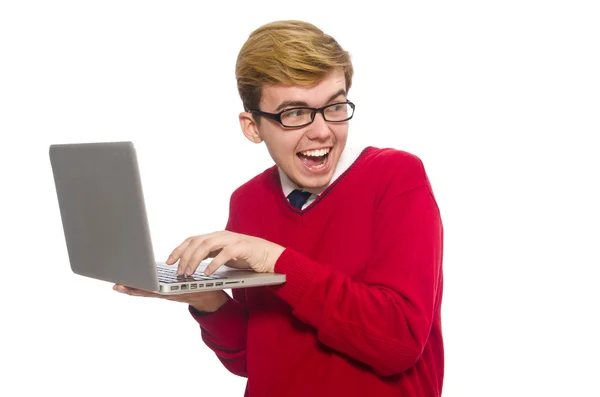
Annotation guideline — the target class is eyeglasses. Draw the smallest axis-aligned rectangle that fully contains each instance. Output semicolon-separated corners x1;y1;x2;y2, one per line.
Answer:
248;100;355;128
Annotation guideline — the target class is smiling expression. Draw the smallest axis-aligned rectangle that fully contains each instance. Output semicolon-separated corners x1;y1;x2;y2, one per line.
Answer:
239;69;350;190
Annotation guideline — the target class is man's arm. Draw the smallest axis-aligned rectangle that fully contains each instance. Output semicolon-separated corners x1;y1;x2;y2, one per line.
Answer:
189;288;248;377
270;181;443;377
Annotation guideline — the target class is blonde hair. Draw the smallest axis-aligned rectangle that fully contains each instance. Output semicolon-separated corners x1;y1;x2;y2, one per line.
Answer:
235;20;353;111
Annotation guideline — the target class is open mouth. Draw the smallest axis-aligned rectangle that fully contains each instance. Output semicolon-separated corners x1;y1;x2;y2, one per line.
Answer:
297;147;331;170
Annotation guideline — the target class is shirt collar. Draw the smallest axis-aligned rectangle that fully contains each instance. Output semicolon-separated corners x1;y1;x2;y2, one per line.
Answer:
278;145;358;198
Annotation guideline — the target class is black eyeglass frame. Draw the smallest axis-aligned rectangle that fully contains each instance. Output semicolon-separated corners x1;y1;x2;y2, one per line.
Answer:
248;100;355;128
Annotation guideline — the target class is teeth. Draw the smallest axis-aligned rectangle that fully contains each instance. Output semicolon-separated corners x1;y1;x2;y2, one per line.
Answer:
301;148;331;157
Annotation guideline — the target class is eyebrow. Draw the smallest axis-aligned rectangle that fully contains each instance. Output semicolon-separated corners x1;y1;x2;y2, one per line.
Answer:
274;88;347;112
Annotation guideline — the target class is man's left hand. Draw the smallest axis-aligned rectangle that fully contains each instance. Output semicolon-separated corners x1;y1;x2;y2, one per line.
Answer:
166;231;285;276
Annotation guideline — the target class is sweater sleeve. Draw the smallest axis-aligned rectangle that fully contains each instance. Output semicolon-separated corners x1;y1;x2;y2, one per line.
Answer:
269;164;443;377
189;192;249;377
189;289;248;377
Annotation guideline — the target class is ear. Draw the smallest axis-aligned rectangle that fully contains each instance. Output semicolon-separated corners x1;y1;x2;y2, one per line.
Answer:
239;112;263;144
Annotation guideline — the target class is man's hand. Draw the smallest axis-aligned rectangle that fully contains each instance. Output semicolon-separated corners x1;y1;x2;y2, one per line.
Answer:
113;284;230;313
166;231;286;276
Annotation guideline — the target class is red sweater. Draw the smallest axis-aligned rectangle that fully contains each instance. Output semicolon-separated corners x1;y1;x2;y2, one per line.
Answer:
190;147;444;396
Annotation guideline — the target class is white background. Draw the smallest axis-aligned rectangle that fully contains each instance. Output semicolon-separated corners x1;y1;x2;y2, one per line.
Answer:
1;1;599;396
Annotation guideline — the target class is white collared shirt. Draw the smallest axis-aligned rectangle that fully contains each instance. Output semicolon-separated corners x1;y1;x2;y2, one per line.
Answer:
278;146;362;210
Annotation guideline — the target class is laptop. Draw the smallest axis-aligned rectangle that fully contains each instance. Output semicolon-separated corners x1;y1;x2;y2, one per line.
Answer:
49;141;286;294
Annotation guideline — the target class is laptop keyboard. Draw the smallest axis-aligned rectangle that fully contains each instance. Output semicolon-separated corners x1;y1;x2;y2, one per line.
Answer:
157;266;226;284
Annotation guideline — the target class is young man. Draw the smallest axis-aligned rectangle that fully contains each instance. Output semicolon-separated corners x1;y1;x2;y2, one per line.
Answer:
115;20;444;397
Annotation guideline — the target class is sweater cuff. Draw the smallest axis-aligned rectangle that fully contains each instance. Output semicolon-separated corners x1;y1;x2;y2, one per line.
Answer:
270;248;327;308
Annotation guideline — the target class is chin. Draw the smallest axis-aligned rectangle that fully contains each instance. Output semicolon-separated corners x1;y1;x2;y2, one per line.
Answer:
294;169;336;190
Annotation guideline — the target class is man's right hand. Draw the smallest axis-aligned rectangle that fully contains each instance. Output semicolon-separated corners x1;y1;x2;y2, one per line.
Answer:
113;284;230;313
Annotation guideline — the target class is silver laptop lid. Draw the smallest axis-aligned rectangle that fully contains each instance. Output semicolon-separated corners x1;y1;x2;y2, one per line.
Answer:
49;141;159;291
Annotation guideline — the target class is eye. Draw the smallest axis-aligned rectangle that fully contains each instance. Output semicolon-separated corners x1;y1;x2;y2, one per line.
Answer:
325;103;347;113
282;108;309;119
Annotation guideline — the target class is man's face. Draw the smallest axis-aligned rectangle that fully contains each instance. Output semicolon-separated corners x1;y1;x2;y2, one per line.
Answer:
240;69;350;190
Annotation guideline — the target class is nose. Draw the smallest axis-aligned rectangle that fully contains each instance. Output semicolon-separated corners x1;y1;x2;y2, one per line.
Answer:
305;112;331;140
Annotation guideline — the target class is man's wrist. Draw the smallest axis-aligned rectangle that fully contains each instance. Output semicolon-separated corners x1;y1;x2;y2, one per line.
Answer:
189;291;230;314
